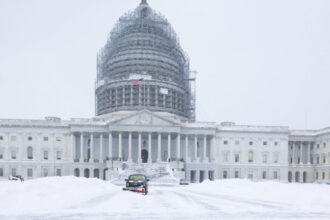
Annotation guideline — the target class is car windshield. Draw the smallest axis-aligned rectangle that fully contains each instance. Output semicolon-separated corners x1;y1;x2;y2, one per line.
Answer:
129;175;145;180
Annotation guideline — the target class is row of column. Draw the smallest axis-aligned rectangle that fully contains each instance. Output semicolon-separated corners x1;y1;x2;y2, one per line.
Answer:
72;132;214;163
291;142;312;165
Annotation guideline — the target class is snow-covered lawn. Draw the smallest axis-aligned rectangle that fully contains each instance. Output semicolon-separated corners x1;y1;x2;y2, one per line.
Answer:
0;177;329;219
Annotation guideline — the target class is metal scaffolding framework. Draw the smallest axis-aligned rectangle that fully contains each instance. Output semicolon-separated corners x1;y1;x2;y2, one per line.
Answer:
95;0;196;121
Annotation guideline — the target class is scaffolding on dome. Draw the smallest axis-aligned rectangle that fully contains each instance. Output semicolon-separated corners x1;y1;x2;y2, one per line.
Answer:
95;1;196;121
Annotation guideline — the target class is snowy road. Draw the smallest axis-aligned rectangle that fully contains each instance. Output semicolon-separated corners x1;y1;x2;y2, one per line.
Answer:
0;177;329;219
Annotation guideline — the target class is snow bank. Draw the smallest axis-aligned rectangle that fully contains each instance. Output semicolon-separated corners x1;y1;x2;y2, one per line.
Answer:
0;177;329;219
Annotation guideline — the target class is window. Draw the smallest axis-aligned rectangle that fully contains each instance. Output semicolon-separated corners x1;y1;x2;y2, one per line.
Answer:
43;168;48;177
274;171;278;179
43;137;48;141
248;151;254;162
316;172;319;180
324;143;326;148
0;168;3;176
274;142;278;146
234;171;239;178
12;168;16;176
223;140;228;145
27;168;33;177
56;137;62;142
223;171;228;179
56;151;61;160
11;151;16;159
0;136;3;140
56;169;61;176
262;154;268;163
249;141;253;146
322;172;325;180
323;156;326;163
262;171;267;179
0;151;3;159
10;136;16;141
43;151;48;160
317;157;319;164
27;147;33;159
235;154;239;163
223;152;229;162
248;173;253;180
274;153;279;163
28;136;32;141
263;141;267;146
317;144;319;149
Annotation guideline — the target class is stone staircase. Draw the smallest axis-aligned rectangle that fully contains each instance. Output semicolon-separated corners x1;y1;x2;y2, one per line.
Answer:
109;162;179;184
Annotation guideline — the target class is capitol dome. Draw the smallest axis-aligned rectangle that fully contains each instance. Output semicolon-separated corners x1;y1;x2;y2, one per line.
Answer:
95;0;195;121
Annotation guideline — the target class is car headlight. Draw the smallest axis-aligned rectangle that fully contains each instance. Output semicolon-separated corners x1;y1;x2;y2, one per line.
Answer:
138;180;143;183
126;183;129;187
143;184;146;187
128;180;133;183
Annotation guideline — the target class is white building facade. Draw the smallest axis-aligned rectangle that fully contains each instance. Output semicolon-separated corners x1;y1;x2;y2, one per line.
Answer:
0;111;329;183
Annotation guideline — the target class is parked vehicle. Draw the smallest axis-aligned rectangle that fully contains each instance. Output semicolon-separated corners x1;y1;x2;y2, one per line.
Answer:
179;179;189;185
8;175;24;182
122;174;149;195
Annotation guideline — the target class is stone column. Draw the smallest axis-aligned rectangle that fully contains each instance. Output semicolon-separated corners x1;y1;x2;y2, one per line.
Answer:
177;133;180;160
138;85;141;106
155;86;158;107
122;87;125;105
185;135;189;162
147;85;150;106
108;132;112;160
99;133;103;163
210;136;215;162
130;86;133;106
118;132;122;160
90;133;94;163
148;132;152;163
157;132;161;162
167;133;171;161
292;143;295;165
203;135;207;161
163;94;166;107
307;143;311;164
300;142;303;165
80;133;84;163
128;132;132;162
138;132;142;163
194;135;198;161
71;133;75;163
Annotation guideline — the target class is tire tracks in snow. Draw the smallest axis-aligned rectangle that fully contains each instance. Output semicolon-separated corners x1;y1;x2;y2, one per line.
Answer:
184;188;290;211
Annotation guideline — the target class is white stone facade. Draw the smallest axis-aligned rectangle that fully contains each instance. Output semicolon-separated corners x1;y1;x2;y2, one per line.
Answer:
0;110;329;183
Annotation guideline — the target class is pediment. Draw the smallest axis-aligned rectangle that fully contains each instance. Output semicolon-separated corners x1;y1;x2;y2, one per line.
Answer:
110;110;179;127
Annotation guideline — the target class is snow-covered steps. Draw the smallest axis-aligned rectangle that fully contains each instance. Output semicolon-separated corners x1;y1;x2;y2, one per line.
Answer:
109;162;179;184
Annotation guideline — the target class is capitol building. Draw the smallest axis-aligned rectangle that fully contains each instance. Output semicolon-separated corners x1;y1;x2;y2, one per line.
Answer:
0;0;329;184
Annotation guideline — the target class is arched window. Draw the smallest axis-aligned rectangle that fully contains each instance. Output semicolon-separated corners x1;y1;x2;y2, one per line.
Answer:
27;146;33;159
74;168;80;177
248;151;254;162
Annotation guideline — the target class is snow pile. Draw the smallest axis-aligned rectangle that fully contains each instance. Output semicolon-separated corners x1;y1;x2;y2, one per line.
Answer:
0;177;329;219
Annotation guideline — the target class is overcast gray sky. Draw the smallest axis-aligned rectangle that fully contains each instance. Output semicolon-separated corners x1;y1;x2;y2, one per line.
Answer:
0;0;329;130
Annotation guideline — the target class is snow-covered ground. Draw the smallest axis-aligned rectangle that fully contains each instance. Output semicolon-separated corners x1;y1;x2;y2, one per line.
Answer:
0;177;329;220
